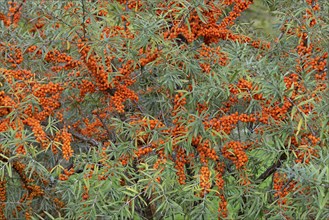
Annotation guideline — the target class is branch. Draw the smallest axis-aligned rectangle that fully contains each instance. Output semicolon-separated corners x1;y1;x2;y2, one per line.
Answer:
131;160;154;220
95;113;114;140
69;129;101;147
256;153;287;183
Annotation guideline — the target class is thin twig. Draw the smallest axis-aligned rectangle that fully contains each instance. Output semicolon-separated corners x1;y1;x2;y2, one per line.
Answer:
81;0;86;39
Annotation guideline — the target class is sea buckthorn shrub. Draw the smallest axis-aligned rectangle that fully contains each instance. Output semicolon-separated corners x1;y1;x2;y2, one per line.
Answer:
0;0;328;219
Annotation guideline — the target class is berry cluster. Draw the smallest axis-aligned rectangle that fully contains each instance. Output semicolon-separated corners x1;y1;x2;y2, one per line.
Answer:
273;172;297;206
204;112;256;135
0;179;6;220
222;141;248;169
192;137;218;164
77;41;111;91
59;167;75;181
0;1;24;27
112;84;139;113
197;44;228;73
199;165;211;197
78;79;96;100
61;128;73;161
23;118;48;148
174;146;188;185
139;47;161;67
0;91;15;117
45;50;81;72
6;47;23;68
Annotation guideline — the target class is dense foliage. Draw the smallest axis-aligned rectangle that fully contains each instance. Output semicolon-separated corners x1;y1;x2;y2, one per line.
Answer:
0;0;328;219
